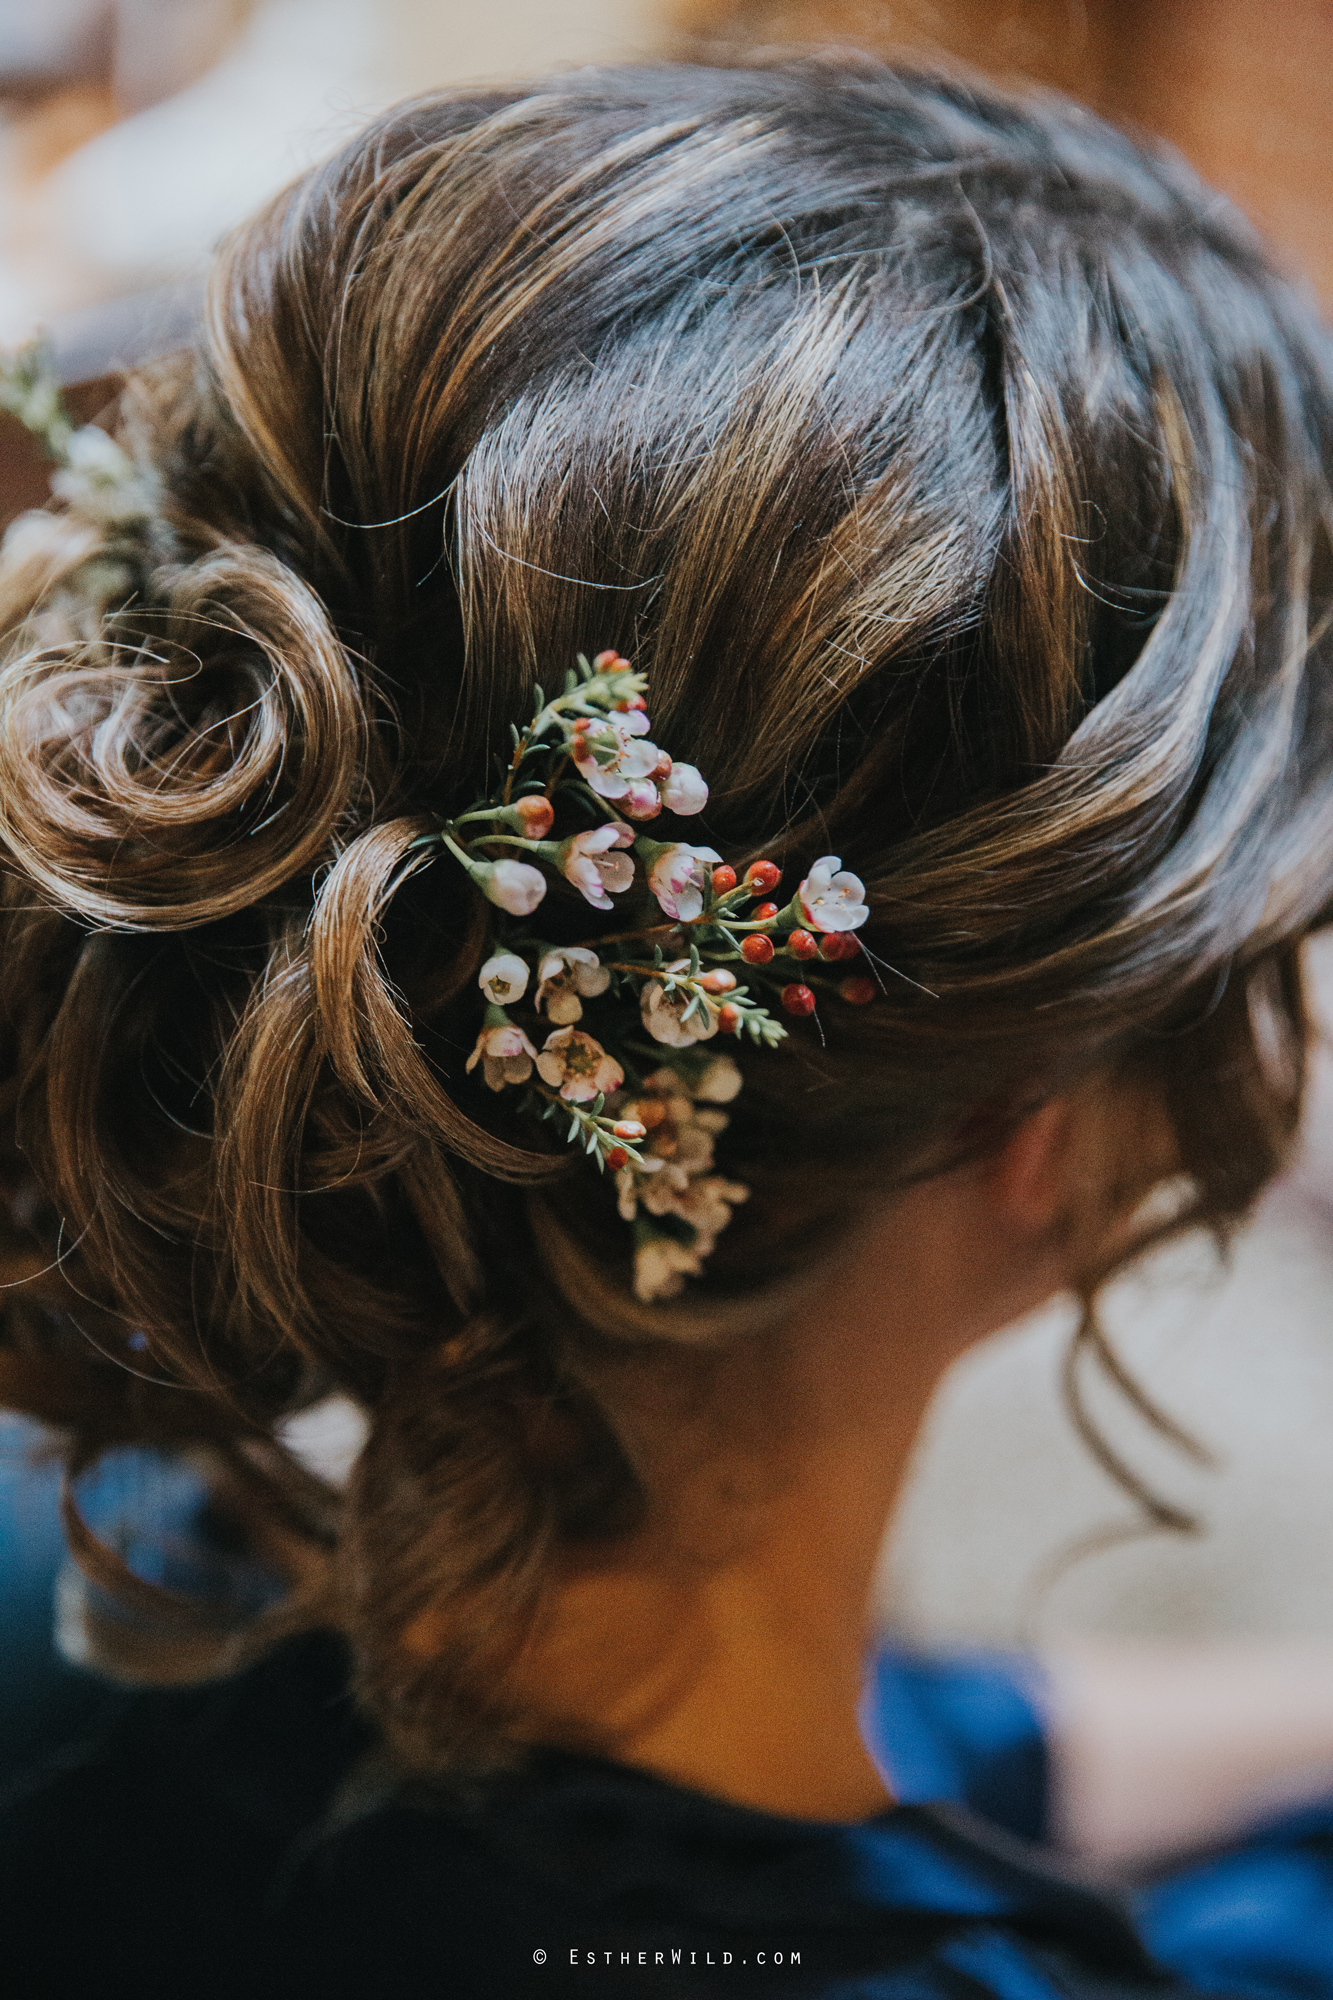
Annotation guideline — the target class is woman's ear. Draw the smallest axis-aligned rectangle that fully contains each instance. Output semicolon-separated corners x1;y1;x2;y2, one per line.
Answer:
984;1097;1075;1233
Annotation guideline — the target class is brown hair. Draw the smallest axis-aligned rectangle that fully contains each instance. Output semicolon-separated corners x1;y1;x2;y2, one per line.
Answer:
0;58;1330;1771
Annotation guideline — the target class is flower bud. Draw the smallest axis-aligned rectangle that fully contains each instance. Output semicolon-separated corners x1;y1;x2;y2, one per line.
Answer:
479;858;547;916
699;968;737;994
746;861;781;894
606;1146;630;1170
514;794;555;838
613;1119;648;1141
840;976;877;1005
718;1002;741;1034
785;929;818;960
741;935;774;964
660;762;708;815
781;983;817;1017
751;901;779;922
651;751;674;780
818;931;860;962
621;779;663;819
711;865;737;893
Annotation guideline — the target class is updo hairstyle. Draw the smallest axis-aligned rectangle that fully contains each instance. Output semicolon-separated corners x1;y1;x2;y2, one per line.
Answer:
0;60;1331;1771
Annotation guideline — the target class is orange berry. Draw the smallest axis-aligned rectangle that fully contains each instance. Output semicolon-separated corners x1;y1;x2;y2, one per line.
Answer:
839;976;877;1005
741;934;775;964
711;865;738;893
514;794;555;837
746;861;781;894
781;983;817;1017
786;929;818;960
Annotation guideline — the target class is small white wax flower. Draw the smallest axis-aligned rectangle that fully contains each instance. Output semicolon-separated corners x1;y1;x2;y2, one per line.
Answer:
572;715;662;800
478;952;530;1006
659;762;708;815
560;823;635;910
675;1175;749;1246
52;425;156;526
633;1234;703;1302
535;1027;624;1102
641;960;719;1048
535;948;610;1024
480;857;547;916
694;1055;743;1104
797;855;869;933
646;844;722;923
619;778;662;820
465;1020;537;1092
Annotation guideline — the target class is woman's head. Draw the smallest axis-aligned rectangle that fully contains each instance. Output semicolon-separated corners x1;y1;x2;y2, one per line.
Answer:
1;58;1330;1768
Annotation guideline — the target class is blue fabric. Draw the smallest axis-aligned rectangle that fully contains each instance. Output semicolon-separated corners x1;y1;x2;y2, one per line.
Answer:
862;1646;1049;1843
865;1645;1333;2000
1135;1800;1333;1999
2;1432;1332;1996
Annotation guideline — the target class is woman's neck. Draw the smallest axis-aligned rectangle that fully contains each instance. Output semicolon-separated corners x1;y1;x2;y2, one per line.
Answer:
509;1164;1063;1821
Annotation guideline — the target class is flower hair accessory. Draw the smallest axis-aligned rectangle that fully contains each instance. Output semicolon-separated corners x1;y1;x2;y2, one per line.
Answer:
0;339;160;625
0;351;877;1302
424;654;876;1301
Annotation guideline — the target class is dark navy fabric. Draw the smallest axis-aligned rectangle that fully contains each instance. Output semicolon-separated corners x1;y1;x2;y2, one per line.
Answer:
0;1428;1330;1997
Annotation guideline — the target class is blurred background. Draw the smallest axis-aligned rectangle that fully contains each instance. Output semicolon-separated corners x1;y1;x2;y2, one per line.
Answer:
2;0;1333;1689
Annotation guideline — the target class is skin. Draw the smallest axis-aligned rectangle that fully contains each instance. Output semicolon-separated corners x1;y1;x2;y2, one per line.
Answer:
506;1097;1082;1821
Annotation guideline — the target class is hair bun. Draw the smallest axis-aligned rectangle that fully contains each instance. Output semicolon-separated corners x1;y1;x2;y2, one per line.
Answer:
0;545;364;929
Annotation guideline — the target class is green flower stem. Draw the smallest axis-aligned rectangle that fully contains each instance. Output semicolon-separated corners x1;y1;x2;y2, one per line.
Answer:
450;803;537;831
470;833;562;858
439;831;511;891
526;1079;648;1170
501;662;649;803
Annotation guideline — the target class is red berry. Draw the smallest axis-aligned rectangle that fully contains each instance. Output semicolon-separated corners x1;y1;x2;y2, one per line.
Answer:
781;983;817;1017
711;865;738;893
718;1002;741;1034
786;929;818;960
741;934;775;964
606;1146;629;1170
746;861;782;894
818;931;861;961
751;901;779;922
699;968;737;994
839;976;877;1005
514;794;555;838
